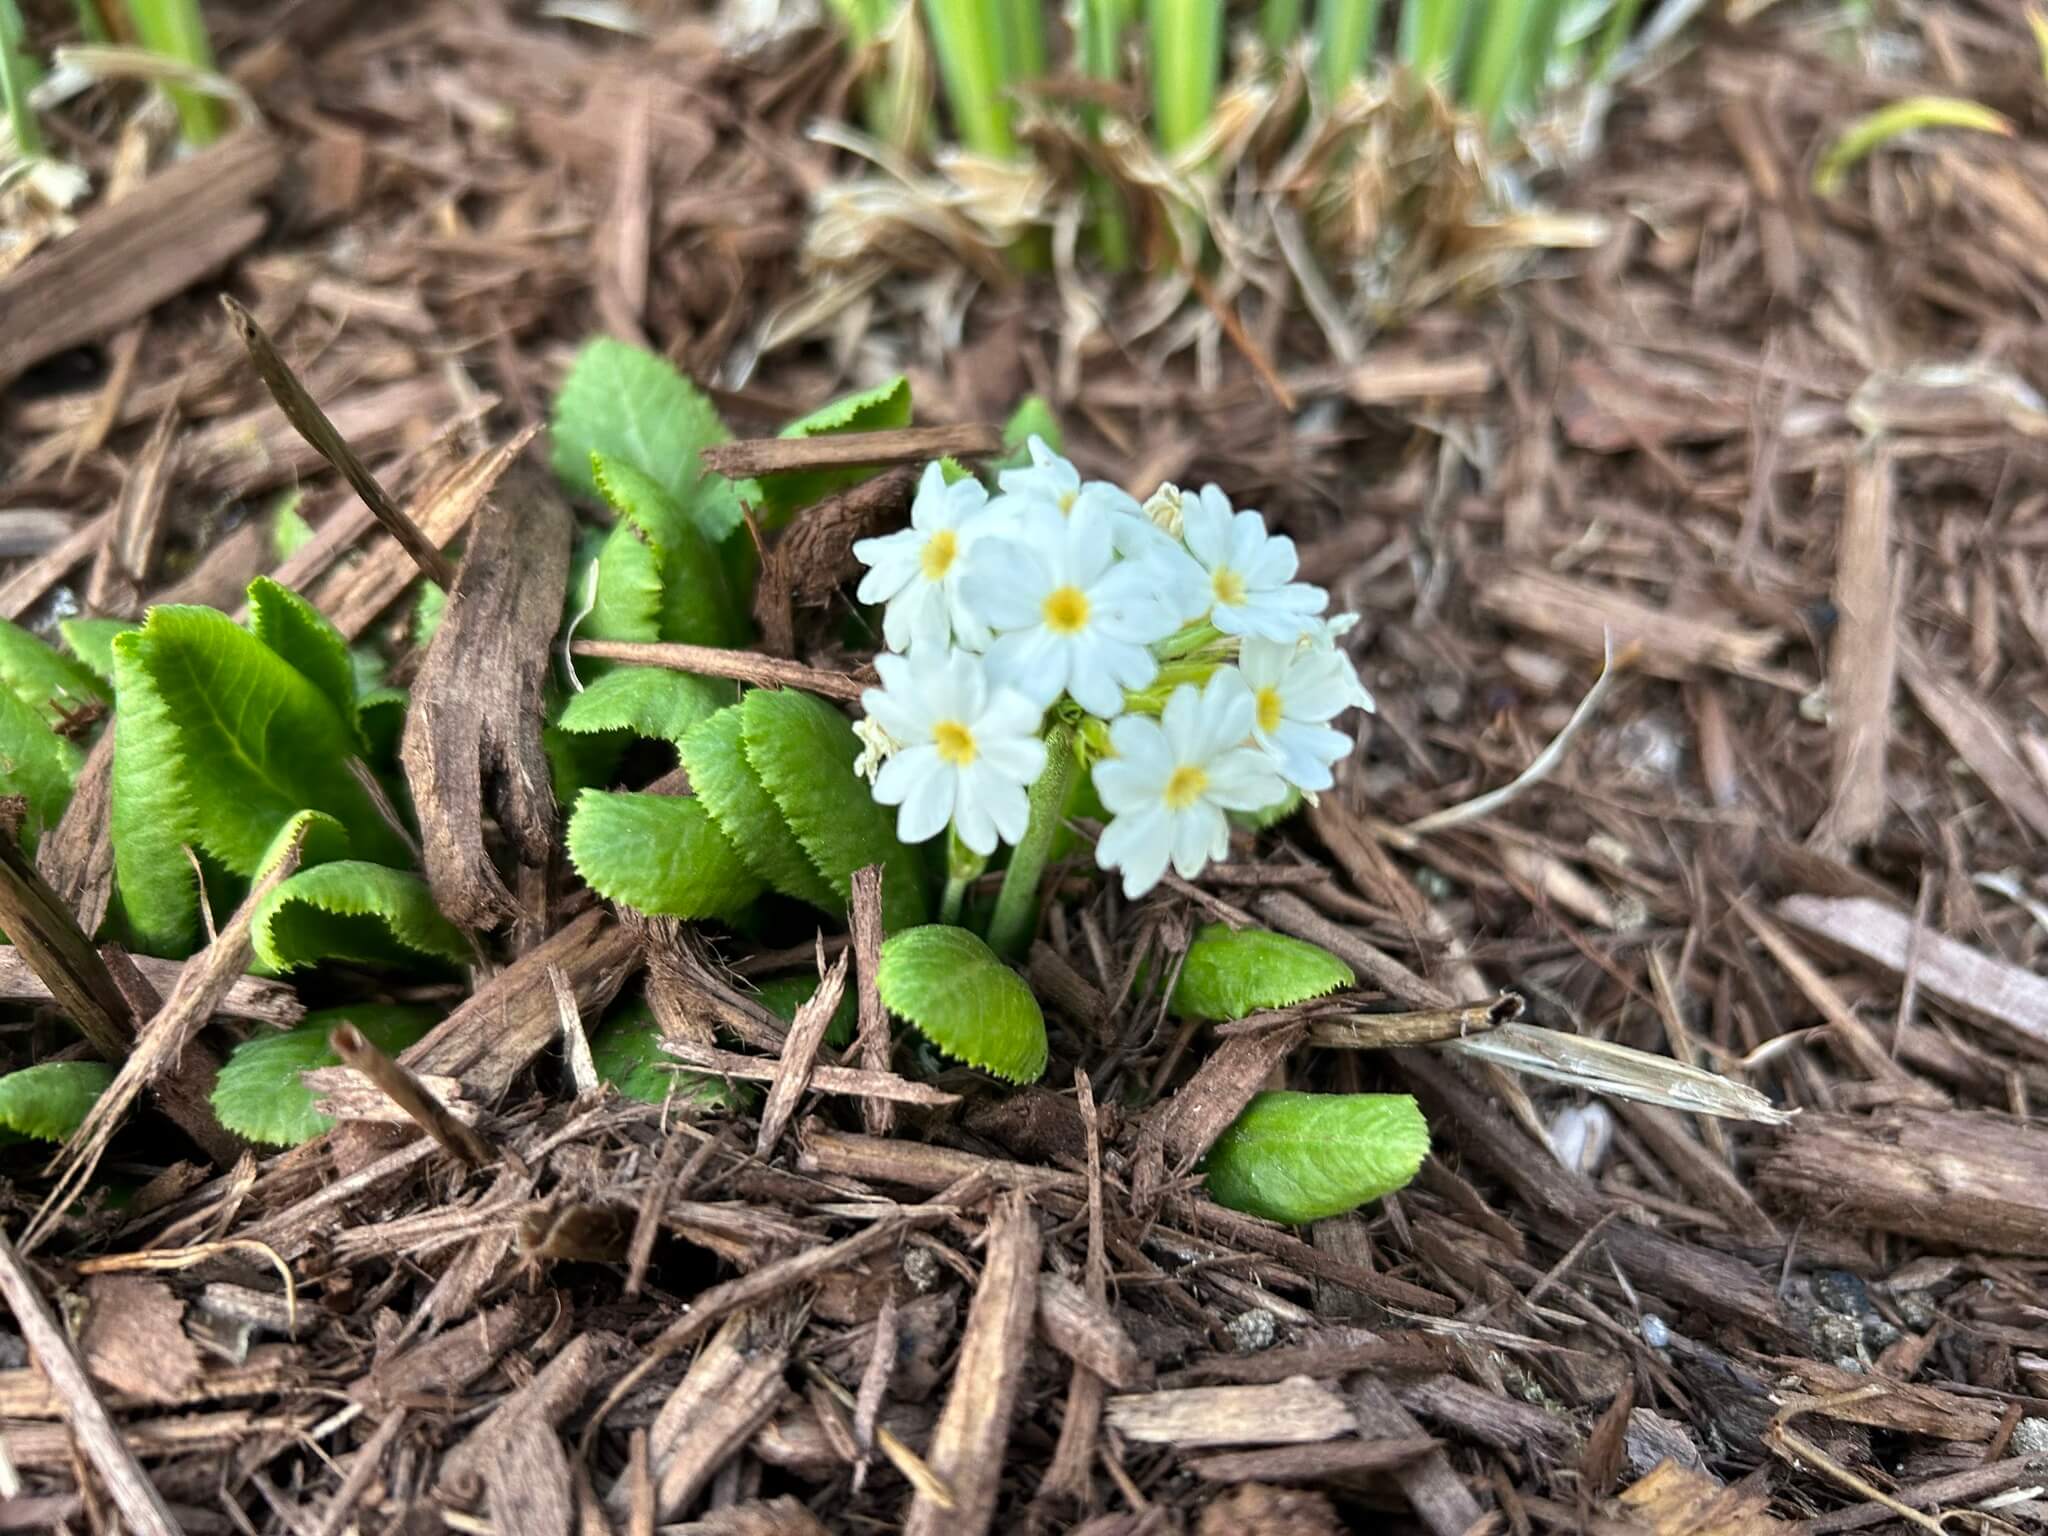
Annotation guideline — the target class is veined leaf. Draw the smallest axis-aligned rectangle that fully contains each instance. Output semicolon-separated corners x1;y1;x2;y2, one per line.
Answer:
0;614;108;728
756;376;913;526
113;606;409;877
583;518;666;646
1171;924;1354;1021
740;689;929;928
756;972;858;1049
550;338;747;539
211;1004;438;1146
877;924;1045;1083
60;617;139;688
1202;1092;1429;1224
566;789;764;919
0;683;80;854
0;1060;116;1142
590;1003;754;1110
247;578;361;744
555;666;733;750
591;452;748;647
109;630;204;954
680;705;840;911
251;861;468;974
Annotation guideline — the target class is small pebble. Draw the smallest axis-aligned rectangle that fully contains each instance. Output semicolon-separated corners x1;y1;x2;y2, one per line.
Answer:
2012;1418;2048;1456
1813;1270;1872;1317
902;1246;941;1294
1226;1308;1277;1353
1809;1312;1865;1368
1895;1292;1938;1332
1862;1316;1902;1353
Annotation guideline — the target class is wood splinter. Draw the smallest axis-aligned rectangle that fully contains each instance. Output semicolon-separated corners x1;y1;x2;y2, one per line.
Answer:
329;1022;493;1168
219;294;457;588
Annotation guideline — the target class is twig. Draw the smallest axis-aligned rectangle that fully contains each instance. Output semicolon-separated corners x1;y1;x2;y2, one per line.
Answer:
1399;632;1628;837
330;1023;493;1169
570;639;873;701
219;295;457;588
699;423;1001;479
1302;993;1523;1048
0;1225;181;1536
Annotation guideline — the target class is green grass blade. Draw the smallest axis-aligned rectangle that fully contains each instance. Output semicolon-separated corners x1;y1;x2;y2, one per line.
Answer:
1259;0;1304;55
1080;0;1133;269
1507;0;1571;111
123;0;221;144
1316;0;1382;99
921;0;1015;158
995;0;1045;86
1462;0;1540;129
1812;95;2012;198
1588;0;1644;77
1;0;44;160
1148;0;1222;154
1401;0;1469;84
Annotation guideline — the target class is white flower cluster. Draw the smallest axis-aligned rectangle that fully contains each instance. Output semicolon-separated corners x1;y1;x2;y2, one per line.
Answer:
852;440;1375;898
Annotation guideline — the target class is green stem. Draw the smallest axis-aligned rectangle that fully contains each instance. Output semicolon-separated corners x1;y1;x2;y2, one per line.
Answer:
124;0;221;145
1080;0;1133;270
1462;0;1539;131
1401;0;1468;85
1147;0;1221;155
987;724;1075;958
922;0;1016;158
1258;0;1303;56
941;830;987;927
1;0;43;161
1315;0;1381;101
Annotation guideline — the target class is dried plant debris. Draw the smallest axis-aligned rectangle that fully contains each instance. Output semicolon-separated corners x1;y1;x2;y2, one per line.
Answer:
0;2;2044;1533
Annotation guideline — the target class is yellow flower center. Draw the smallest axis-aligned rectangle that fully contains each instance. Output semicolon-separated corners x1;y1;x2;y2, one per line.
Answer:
1211;567;1247;607
920;529;959;581
1255;686;1284;735
1042;586;1091;634
1057;488;1078;513
1163;764;1209;811
932;720;977;766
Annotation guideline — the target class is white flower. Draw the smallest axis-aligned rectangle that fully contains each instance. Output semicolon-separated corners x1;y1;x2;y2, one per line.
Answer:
851;716;901;785
857;648;1047;856
1179;484;1327;642
1308;613;1377;714
1091;670;1288;898
852;463;993;653
963;503;1178;718
1239;637;1365;792
1141;482;1186;540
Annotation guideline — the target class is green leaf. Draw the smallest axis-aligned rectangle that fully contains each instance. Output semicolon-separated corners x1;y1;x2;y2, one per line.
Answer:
1202;1092;1429;1224
0;1061;116;1142
257;809;352;878
109;629;203;953
550;338;741;537
113;607;409;879
60;617;139;688
246;577;360;741
998;395;1062;466
757;377;913;526
591;453;747;646
269;488;314;560
1171;924;1355;1021
756;973;857;1050
412;584;448;649
0;614;108;728
876;924;1045;1083
566;789;763;919
556;666;732;750
680;705;840;912
590;1004;754;1110
740;689;928;927
1229;785;1301;833
252;861;468;974
583;518;665;646
358;687;408;766
211;1005;439;1146
0;683;80;853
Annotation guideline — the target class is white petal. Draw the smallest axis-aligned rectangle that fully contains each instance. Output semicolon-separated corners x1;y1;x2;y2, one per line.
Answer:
1204;747;1289;810
977;730;1047;784
1180;487;1231;567
1104;714;1173;780
1170;803;1227;879
894;758;956;844
951;783;998;856
1098;803;1171;898
985;626;1068;707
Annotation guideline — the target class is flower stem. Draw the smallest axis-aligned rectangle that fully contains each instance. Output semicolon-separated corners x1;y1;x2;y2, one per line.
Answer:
941;830;987;927
987;724;1075;958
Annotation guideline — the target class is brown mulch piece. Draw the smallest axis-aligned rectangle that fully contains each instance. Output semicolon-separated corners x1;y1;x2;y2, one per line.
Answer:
2;3;2048;1534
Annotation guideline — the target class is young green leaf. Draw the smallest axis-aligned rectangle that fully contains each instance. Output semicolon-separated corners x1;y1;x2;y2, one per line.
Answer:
555;666;733;751
109;629;204;953
246;577;360;741
566;789;764;919
756;376;913;526
591;452;748;647
269;488;314;560
112;607;409;877
211;1004;439;1146
0;614;109;728
550;338;750;542
876;924;1046;1083
255;809;352;878
0;681;81;853
740;688;929;928
1202;1091;1429;1224
60;617;139;688
1171;924;1355;1021
590;1004;755;1110
680;705;841;912
582;517;666;647
999;395;1063;465
0;1060;116;1142
756;972;858;1049
251;862;468;974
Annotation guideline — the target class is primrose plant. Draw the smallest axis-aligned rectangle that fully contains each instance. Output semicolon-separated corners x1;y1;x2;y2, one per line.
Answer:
849;439;1375;950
